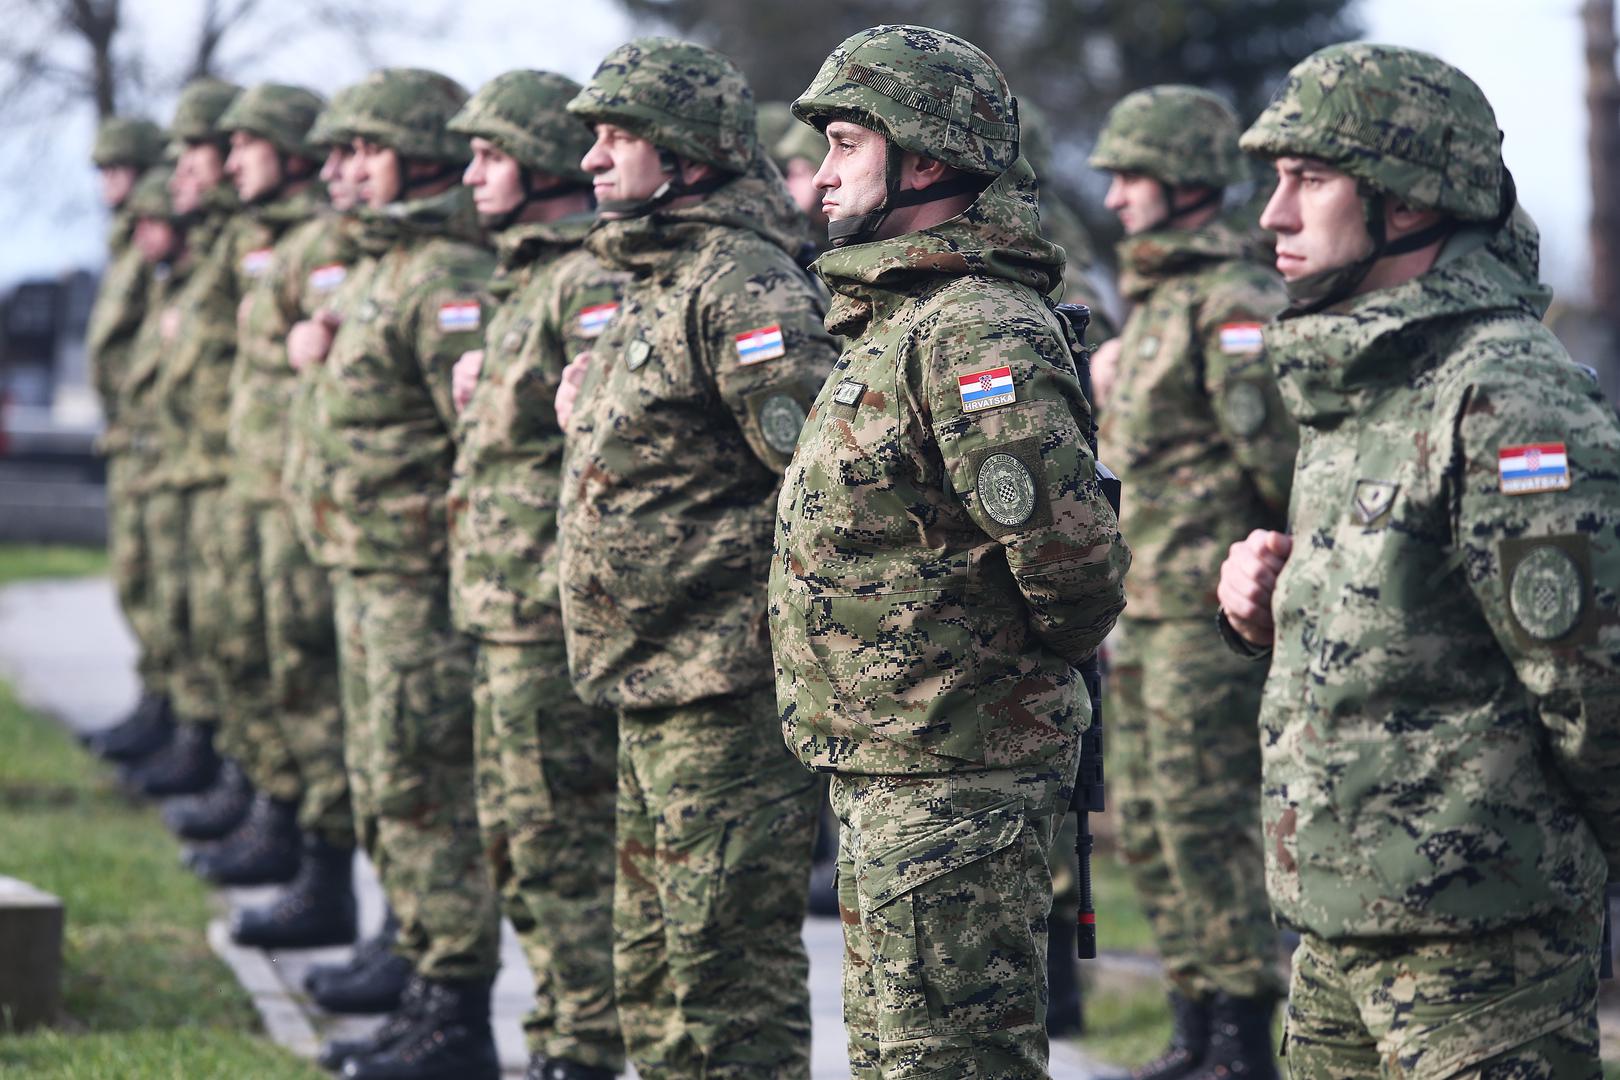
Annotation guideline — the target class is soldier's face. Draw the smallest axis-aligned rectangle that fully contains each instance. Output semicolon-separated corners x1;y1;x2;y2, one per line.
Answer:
464;137;526;218
134;218;179;263
783;157;826;223
225;131;284;204
1261;157;1372;282
582;124;668;217
98;165;139;210
171;142;225;216
1103;172;1169;236
812;121;887;223
353;138;402;208
322;145;357;213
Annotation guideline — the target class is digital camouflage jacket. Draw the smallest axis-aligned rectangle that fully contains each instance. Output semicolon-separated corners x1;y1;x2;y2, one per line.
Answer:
558;155;839;711
88;209;150;444
770;158;1131;775
448;213;622;642
1256;211;1620;938
115;252;195;490
1099;222;1294;620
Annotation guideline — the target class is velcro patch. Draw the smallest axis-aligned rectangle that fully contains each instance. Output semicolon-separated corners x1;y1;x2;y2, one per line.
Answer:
1498;442;1570;495
240;248;274;278
577;302;618;339
437;300;481;333
735;324;785;364
958;365;1015;413
1218;322;1265;355
308;263;347;293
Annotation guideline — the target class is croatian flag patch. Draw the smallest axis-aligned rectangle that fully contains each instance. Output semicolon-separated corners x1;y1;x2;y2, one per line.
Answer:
309;263;347;293
1498;442;1570;494
1218;322;1265;356
240;248;274;278
735;324;786;364
577;302;618;338
958;365;1016;413
437;300;481;333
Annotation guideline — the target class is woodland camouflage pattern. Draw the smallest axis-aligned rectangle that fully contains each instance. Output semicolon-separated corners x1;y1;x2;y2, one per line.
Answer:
92;116;166;168
343;67;473;163
1089;85;1247;188
218;82;326;159
168;78;243;148
449;70;594;181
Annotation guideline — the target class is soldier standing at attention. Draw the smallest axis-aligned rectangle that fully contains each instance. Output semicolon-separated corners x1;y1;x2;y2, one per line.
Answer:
770;25;1129;1079
289;68;501;1080
1219;43;1620;1077
1088;86;1294;1080
555;38;837;1079
445;70;626;1080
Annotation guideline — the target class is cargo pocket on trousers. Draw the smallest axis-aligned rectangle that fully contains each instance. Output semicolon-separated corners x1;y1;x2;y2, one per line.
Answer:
379;643;475;808
856;799;1037;1042
658;816;731;953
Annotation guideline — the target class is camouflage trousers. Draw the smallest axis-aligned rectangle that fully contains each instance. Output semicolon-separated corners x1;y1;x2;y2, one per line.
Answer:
831;766;1067;1080
258;500;351;845
143;485;217;724
106;452;163;690
190;484;299;801
615;686;818;1079
1112;616;1280;1000
1282;903;1603;1079
472;639;621;1070
330;568;499;980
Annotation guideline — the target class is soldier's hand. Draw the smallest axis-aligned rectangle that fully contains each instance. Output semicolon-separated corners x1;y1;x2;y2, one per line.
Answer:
1089;337;1123;409
453;350;484;413
556;351;591;431
288;317;336;372
1217;529;1293;646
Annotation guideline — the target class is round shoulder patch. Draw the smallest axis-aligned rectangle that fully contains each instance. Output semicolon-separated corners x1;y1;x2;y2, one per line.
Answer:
759;393;807;456
1223;381;1267;438
976;452;1037;527
1509;545;1585;642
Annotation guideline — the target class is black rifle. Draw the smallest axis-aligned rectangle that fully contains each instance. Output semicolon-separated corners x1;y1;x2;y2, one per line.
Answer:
1056;303;1120;960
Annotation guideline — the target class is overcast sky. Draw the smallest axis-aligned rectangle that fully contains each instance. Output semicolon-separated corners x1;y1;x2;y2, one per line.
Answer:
0;0;1599;301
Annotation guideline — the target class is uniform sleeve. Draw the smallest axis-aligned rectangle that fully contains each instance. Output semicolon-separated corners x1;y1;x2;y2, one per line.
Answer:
1198;285;1296;514
1450;358;1620;872
697;245;839;473
409;257;496;431
921;295;1130;668
554;263;624;378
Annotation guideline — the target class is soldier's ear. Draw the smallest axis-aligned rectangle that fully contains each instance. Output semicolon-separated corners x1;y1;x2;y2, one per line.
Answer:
1384;199;1444;243
905;153;952;191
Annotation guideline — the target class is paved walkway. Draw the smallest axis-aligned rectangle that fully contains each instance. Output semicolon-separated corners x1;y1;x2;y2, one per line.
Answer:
0;577;1120;1078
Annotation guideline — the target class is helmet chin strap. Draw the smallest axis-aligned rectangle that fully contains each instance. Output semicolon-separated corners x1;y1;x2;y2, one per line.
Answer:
1138;179;1222;234
826;139;987;247
595;148;732;219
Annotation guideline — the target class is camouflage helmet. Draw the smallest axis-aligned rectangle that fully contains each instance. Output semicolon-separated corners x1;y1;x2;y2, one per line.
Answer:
218;82;325;158
448;70;592;182
1090;85;1245;188
343;67;471;163
757;101;797;160
126;164;177;220
1240;43;1507;221
566;38;756;173
792;25;1019;177
169;78;243;146
307;83;365;150
93;117;167;169
773;120;824;169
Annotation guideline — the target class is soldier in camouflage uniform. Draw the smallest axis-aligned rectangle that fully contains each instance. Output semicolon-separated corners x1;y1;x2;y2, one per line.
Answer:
291;67;501;1080
445;70;626;1080
1019;101;1116;348
124;78;243;802
1218;43;1620;1078
86;116;176;764
1088;86;1294;1080
772;26;1130;1079
557;39;836;1079
770;112;831;263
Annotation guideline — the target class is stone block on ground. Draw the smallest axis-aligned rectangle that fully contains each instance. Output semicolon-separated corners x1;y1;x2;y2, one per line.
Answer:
0;875;64;1033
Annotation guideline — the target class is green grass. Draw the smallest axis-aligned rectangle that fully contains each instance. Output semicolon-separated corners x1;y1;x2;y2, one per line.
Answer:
0;684;322;1077
1092;844;1155;955
0;544;108;587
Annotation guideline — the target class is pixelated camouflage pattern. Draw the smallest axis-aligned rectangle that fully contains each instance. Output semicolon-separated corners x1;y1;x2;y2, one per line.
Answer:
1098;222;1293;618
1285;907;1602;1077
87;211;150;437
557;153;838;710
343;68;471;163
566;38;757;174
792;24;1019;178
1241;43;1508;221
93;117;166;169
1018;100;1116;340
145;488;219;722
1257;211;1620;939
307;82;365;149
1089;85;1246;188
772;117;825;170
449;214;622;642
448;71;593;182
757;101;797;161
168;78;243;145
218;82;325;158
770;156;1129;774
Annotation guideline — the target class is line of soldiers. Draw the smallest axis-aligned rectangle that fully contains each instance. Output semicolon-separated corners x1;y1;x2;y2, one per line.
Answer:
80;21;1619;1080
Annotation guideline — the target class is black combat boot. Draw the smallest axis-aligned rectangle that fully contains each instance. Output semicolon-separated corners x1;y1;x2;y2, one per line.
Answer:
305;907;401;996
189;792;301;886
230;834;357;949
162;760;253;840
341;976;498;1080
1131;991;1211;1080
127;720;220;797
318;974;426;1070
89;692;175;762
1046;913;1085;1038
1185;993;1279;1080
526;1056;616;1080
